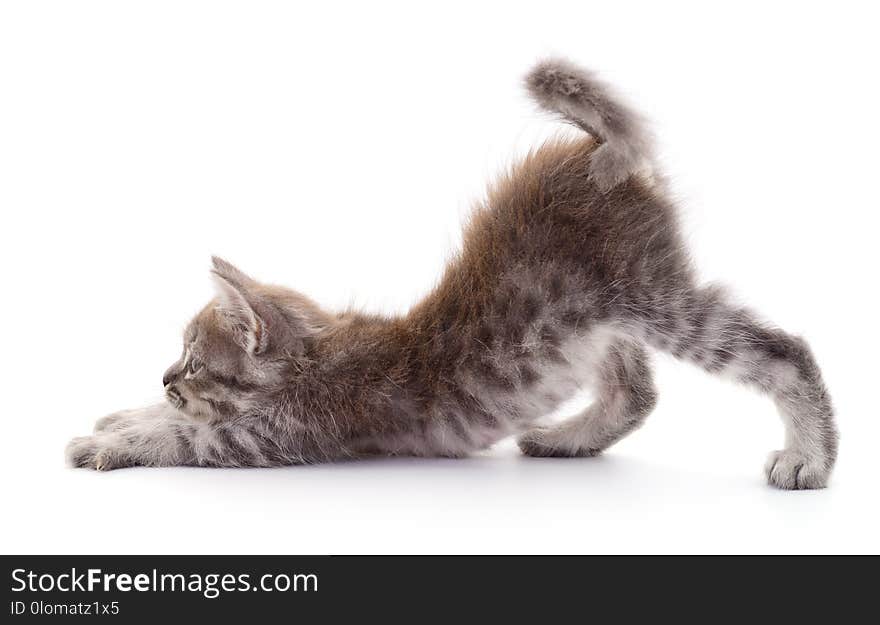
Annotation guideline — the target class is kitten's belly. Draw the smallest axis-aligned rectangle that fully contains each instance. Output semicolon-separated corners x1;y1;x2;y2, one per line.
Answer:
355;326;617;458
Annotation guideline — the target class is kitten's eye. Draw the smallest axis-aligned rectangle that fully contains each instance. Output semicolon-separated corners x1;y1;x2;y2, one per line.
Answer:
188;358;203;375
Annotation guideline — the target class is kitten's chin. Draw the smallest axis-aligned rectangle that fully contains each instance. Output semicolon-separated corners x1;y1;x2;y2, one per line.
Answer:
172;401;211;422
166;388;216;422
165;388;186;411
174;392;223;422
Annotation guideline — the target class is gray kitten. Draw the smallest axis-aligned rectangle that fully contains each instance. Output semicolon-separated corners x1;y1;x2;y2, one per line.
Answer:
66;58;837;489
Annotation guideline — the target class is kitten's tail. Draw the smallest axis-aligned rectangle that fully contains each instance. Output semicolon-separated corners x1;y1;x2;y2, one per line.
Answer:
525;58;654;191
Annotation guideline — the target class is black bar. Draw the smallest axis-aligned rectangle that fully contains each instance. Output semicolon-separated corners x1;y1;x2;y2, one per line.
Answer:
0;555;871;621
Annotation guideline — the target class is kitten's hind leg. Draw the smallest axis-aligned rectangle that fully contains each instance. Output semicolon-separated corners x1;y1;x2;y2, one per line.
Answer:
635;285;838;489
518;339;657;457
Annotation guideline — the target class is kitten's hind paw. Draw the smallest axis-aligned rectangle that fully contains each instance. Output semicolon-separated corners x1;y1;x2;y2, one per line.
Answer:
516;429;600;458
764;449;830;490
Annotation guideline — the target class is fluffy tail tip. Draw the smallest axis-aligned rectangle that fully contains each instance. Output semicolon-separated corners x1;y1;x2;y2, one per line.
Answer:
524;57;654;191
524;58;601;103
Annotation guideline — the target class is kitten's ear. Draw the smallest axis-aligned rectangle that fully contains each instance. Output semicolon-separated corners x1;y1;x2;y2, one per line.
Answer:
210;257;268;355
211;256;255;288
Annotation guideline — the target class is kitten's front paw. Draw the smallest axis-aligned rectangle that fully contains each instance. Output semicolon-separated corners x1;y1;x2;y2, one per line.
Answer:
764;449;830;490
65;435;134;471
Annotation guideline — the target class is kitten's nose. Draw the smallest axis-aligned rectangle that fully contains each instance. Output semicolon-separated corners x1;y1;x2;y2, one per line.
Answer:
163;366;178;388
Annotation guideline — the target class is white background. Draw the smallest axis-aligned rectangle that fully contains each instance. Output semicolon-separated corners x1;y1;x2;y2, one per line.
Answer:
1;1;878;554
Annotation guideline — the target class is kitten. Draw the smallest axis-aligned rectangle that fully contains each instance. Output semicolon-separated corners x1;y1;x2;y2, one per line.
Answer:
66;58;837;489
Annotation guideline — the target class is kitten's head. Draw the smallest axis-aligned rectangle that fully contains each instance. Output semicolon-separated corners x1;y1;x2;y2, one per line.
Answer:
162;257;331;420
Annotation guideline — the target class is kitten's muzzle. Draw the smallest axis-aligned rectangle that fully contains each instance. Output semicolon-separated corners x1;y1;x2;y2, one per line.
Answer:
165;385;186;409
